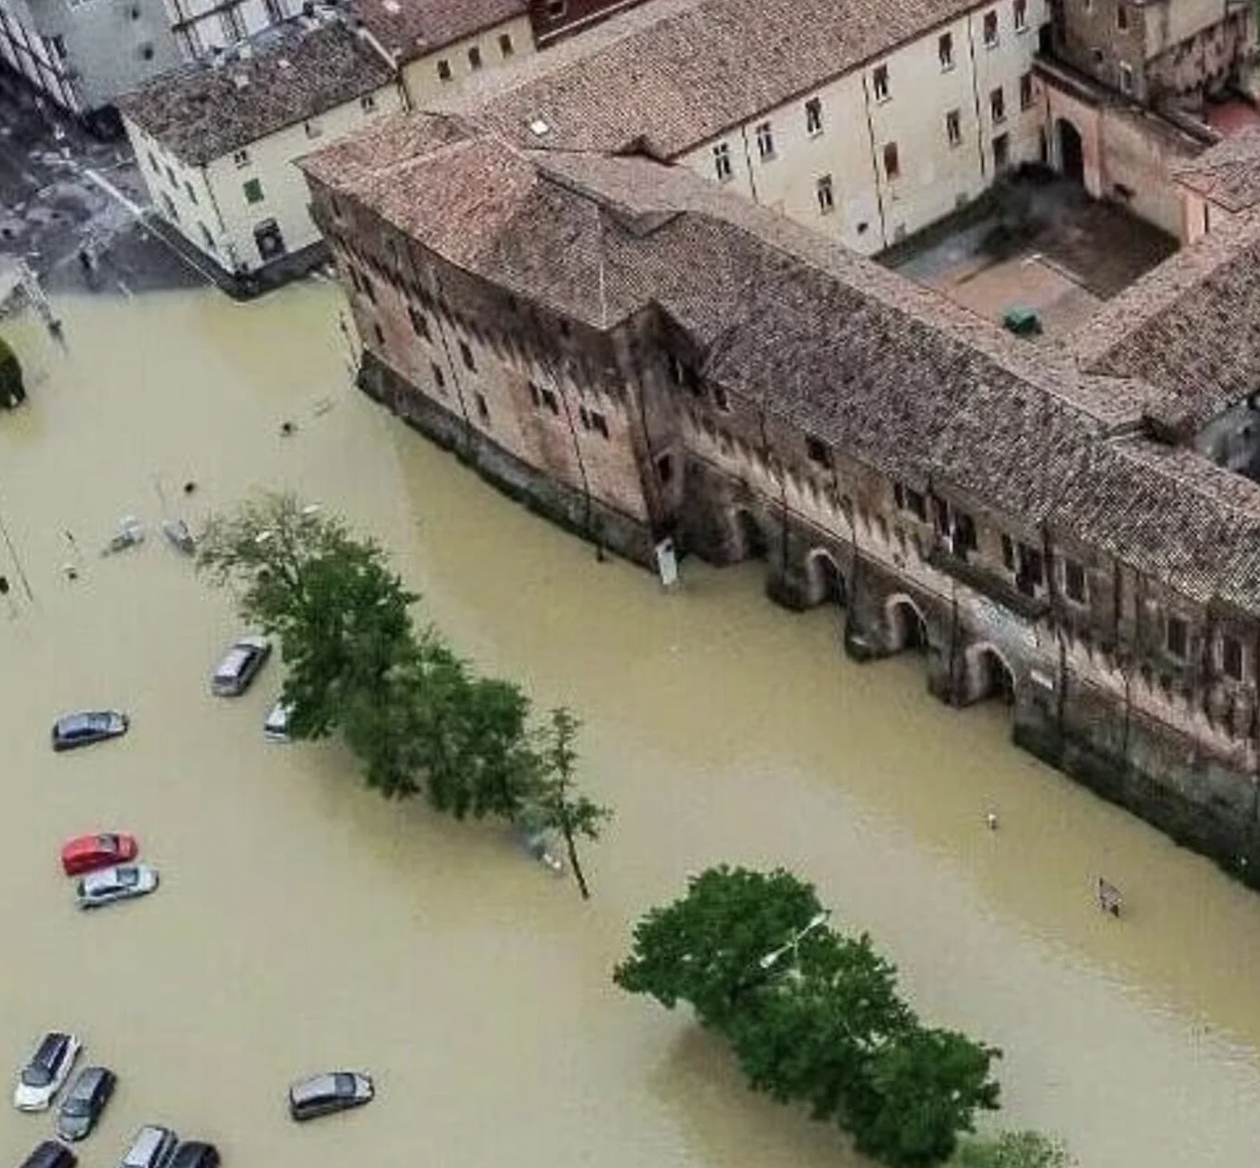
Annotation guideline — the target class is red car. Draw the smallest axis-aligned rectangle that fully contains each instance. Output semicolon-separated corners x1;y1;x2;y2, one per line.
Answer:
60;833;138;877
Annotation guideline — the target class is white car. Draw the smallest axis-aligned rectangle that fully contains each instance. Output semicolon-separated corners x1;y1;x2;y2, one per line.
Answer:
14;1032;80;1111
263;700;292;743
77;864;159;909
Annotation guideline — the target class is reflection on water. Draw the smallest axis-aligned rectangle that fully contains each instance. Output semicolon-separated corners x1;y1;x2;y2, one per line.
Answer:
3;287;1260;1168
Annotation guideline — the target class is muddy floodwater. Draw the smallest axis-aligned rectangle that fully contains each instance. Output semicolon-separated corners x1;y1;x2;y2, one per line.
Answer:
6;286;1260;1168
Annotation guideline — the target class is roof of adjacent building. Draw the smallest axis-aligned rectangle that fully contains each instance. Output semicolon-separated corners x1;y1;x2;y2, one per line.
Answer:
351;0;529;62
303;113;1260;610
437;0;985;158
118;19;394;165
1172;126;1260;214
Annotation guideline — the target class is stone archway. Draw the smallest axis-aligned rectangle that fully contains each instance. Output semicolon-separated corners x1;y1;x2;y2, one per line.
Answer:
806;549;847;606
885;594;928;653
964;643;1017;705
1057;117;1084;185
730;508;768;561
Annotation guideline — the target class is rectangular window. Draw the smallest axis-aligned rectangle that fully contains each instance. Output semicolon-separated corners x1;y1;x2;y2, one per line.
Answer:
1001;534;1015;571
1223;636;1245;681
540;387;560;415
946;109;961;146
528;381;542;408
712;384;731;412
243;178;264;204
148;151;159;173
713;142;733;181
184;181;198;204
468;45;482;70
1064;559;1087;603
1116;3;1128;30
755;121;775;160
1016;544;1044;595
1166;615;1188;659
804;97;823;136
993;133;1010;169
882;142;900;179
232;148;250;168
373;324;386;347
198;222;215;251
1020;71;1034;109
407;306;430;339
657;453;674;483
816;174;835;213
437;58;452;81
165;165;177;187
588;410;609;438
361;275;376;304
872;64;889;102
1118;62;1133;93
475;392;489;423
547;0;566;15
360;93;377;113
903;487;928;521
458;340;475;371
983;10;999;46
939;32;954;69
805;436;828;465
952;511;977;556
1014;0;1027;31
431;362;446;392
990;86;1005;123
498;33;514;57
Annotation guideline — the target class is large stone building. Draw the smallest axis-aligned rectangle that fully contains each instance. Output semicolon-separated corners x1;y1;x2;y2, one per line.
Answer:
301;107;1260;885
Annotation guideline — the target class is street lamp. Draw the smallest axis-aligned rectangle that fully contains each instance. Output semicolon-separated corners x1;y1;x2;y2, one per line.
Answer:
758;909;831;971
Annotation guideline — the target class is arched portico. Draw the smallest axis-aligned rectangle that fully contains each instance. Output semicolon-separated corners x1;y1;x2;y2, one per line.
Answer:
963;643;1017;705
885;594;929;652
806;548;847;606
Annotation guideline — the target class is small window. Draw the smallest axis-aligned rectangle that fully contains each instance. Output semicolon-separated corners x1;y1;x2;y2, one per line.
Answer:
160;192;178;222
243;178;264;204
232;148;250;168
1014;0;1027;32
1083;0;1093;11
589;410;609;438
475;392;489;423
1118;62;1133;93
361;275;376;304
198;222;215;250
360;93;377;113
993;133;1010;169
165;165;176;187
1000;534;1015;570
1064;559;1087;603
872;64;889;102
983;10;999;46
458;340;475;371
437;58;452;81
946;109;961;146
1116;3;1128;31
939;32;954;69
1223;635;1245;681
990;86;1005;123
1166;615;1188;659
547;0;565;15
540;387;560;415
804;97;823;136
431;362;446;392
468;45;482;70
408;306;430;339
712;384;731;412
805;436;828;465
147;151;159;173
657;453;674;483
1020;71;1034;109
498;33;514;57
755;121;775;160
372;323;385;347
304;119;322;139
815;174;835;213
528;381;542;408
184;180;198;204
882;142;900;179
713;142;733;182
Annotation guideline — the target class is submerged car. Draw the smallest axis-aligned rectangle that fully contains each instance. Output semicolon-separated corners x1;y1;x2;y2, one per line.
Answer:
60;833;139;877
211;636;270;697
288;1071;374;1121
18;1141;76;1168
118;1125;178;1168
262;700;291;744
167;1143;218;1168
13;1032;80;1111
51;711;128;752
76;864;159;910
55;1066;116;1141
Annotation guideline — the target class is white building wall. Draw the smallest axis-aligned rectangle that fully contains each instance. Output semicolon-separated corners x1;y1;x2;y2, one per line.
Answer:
125;79;403;274
399;14;535;106
677;0;1049;254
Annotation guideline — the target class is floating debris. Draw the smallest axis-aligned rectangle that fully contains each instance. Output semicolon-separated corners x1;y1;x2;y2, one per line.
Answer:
101;515;144;556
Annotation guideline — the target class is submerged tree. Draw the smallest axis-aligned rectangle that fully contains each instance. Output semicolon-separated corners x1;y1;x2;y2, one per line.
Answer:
948;1131;1073;1168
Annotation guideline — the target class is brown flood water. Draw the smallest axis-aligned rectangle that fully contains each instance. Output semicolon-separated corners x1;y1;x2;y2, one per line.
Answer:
4;285;1260;1168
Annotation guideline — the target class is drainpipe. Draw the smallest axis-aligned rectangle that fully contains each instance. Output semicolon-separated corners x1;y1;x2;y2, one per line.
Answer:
201;162;229;241
737;125;761;205
964;13;989;184
858;72;890;248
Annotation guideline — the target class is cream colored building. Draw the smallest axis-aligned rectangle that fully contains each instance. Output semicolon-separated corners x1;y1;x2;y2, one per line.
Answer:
458;0;1051;257
120;17;403;289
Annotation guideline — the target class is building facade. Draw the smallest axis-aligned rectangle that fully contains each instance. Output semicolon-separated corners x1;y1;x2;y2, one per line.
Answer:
120;17;402;291
526;0;650;47
302;112;1260;887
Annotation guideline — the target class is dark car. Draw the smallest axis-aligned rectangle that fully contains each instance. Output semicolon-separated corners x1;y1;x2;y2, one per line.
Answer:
288;1071;374;1121
210;637;270;697
51;711;128;752
55;1066;115;1141
18;1142;76;1168
167;1143;218;1168
118;1125;178;1168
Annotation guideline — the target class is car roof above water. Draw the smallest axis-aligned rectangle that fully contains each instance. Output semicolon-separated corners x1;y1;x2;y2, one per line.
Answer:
122;1125;177;1167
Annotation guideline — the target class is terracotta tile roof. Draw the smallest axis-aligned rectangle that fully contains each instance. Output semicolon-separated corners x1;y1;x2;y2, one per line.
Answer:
351;0;528;62
1069;208;1260;437
1174;126;1260;213
119;19;393;165
440;0;987;157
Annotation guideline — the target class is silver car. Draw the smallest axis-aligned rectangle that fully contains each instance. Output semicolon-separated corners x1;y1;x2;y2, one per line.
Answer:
211;636;270;697
119;1125;178;1168
77;864;159;910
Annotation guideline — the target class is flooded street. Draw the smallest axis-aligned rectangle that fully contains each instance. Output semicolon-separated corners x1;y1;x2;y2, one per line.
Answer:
6;284;1260;1168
